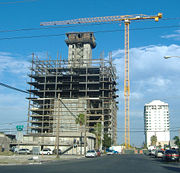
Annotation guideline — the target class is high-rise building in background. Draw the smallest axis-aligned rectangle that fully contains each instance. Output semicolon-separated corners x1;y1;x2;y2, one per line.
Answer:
144;100;170;147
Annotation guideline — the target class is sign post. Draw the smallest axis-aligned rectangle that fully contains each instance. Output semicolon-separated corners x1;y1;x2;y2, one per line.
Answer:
16;125;24;151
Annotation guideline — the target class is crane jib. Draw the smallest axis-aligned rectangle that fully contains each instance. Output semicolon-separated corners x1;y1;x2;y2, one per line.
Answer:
40;13;162;26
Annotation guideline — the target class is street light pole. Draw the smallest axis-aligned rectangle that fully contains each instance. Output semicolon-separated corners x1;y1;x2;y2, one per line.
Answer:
164;56;180;59
84;103;87;155
56;94;60;158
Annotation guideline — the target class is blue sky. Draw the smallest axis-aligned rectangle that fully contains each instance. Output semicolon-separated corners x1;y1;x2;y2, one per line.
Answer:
0;0;180;146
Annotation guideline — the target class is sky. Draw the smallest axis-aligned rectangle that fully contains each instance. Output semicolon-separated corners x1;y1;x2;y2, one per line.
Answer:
0;0;180;147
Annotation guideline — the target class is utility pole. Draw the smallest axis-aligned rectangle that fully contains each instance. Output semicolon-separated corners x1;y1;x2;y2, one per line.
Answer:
84;101;87;155
80;130;82;155
56;94;60;158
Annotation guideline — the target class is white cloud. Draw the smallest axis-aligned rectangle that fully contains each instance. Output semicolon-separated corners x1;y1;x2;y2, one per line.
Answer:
0;93;26;106
114;44;180;119
112;49;124;58
113;44;180;145
137;76;172;92
0;52;30;76
0;93;28;123
0;52;30;123
161;30;180;40
131;92;143;100
113;44;180;80
114;44;180;97
147;77;171;87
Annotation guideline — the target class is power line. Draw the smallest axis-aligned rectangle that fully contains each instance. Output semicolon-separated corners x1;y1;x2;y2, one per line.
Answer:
0;33;65;40
0;24;179;41
0;25;80;33
116;129;180;133
0;17;180;33
0;82;77;118
162;17;180;21
0;120;27;126
59;99;77;118
0;0;38;4
0;25;179;41
0;23;115;33
0;81;179;130
0;82;28;94
0;128;179;133
117;127;180;130
94;25;180;33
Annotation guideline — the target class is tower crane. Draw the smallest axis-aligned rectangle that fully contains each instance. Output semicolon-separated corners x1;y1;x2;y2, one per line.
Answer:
40;13;162;149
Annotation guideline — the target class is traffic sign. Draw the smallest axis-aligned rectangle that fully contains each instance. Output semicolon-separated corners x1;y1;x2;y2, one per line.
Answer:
16;125;24;131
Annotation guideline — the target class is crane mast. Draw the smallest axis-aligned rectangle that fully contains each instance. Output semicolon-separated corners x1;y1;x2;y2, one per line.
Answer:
40;13;162;149
124;21;130;148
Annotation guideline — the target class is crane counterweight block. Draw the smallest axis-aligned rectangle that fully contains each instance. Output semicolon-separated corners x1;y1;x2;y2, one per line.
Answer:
158;13;163;18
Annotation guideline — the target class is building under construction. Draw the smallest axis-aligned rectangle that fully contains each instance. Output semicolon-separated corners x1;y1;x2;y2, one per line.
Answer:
27;32;118;146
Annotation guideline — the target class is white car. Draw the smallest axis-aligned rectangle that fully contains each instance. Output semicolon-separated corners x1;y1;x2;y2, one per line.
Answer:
155;150;164;158
39;148;53;155
18;148;31;154
85;150;97;158
151;149;156;156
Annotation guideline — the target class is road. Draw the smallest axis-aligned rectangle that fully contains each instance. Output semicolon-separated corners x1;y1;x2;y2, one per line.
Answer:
0;154;180;173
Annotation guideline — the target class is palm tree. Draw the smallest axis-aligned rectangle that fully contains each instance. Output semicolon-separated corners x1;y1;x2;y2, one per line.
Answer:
151;135;157;146
173;136;180;150
75;113;85;155
103;133;111;149
93;123;102;150
75;113;85;126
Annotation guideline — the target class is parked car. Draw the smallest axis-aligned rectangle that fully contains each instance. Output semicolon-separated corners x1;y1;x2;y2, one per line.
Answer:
96;150;101;157
10;146;18;153
40;148;53;155
18;148;31;154
155;150;164;158
106;150;114;155
53;149;62;155
14;147;19;153
150;149;156;156
113;150;119;154
85;150;97;158
162;150;179;161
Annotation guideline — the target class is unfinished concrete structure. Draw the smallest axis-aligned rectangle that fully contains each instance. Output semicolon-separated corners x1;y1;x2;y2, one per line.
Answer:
27;32;118;147
16;132;95;155
0;133;12;151
66;32;96;67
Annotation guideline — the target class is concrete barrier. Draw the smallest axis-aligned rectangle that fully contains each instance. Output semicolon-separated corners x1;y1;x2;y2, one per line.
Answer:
139;150;143;154
134;150;138;154
124;150;135;154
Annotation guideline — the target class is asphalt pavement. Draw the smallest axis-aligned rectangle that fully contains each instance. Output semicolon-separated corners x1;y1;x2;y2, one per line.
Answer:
0;154;180;173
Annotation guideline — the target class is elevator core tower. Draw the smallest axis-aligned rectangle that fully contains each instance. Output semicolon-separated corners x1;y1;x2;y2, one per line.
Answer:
65;32;96;67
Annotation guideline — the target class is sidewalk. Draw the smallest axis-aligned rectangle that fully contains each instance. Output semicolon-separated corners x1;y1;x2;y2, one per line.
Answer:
0;154;85;165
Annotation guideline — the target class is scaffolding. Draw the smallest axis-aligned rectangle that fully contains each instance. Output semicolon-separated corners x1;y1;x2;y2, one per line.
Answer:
27;34;118;144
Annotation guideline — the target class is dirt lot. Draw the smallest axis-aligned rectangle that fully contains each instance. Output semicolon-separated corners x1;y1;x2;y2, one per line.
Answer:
0;154;84;165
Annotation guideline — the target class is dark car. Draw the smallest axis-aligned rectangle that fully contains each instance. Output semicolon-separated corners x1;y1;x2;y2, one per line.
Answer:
162;150;179;161
53;149;62;155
